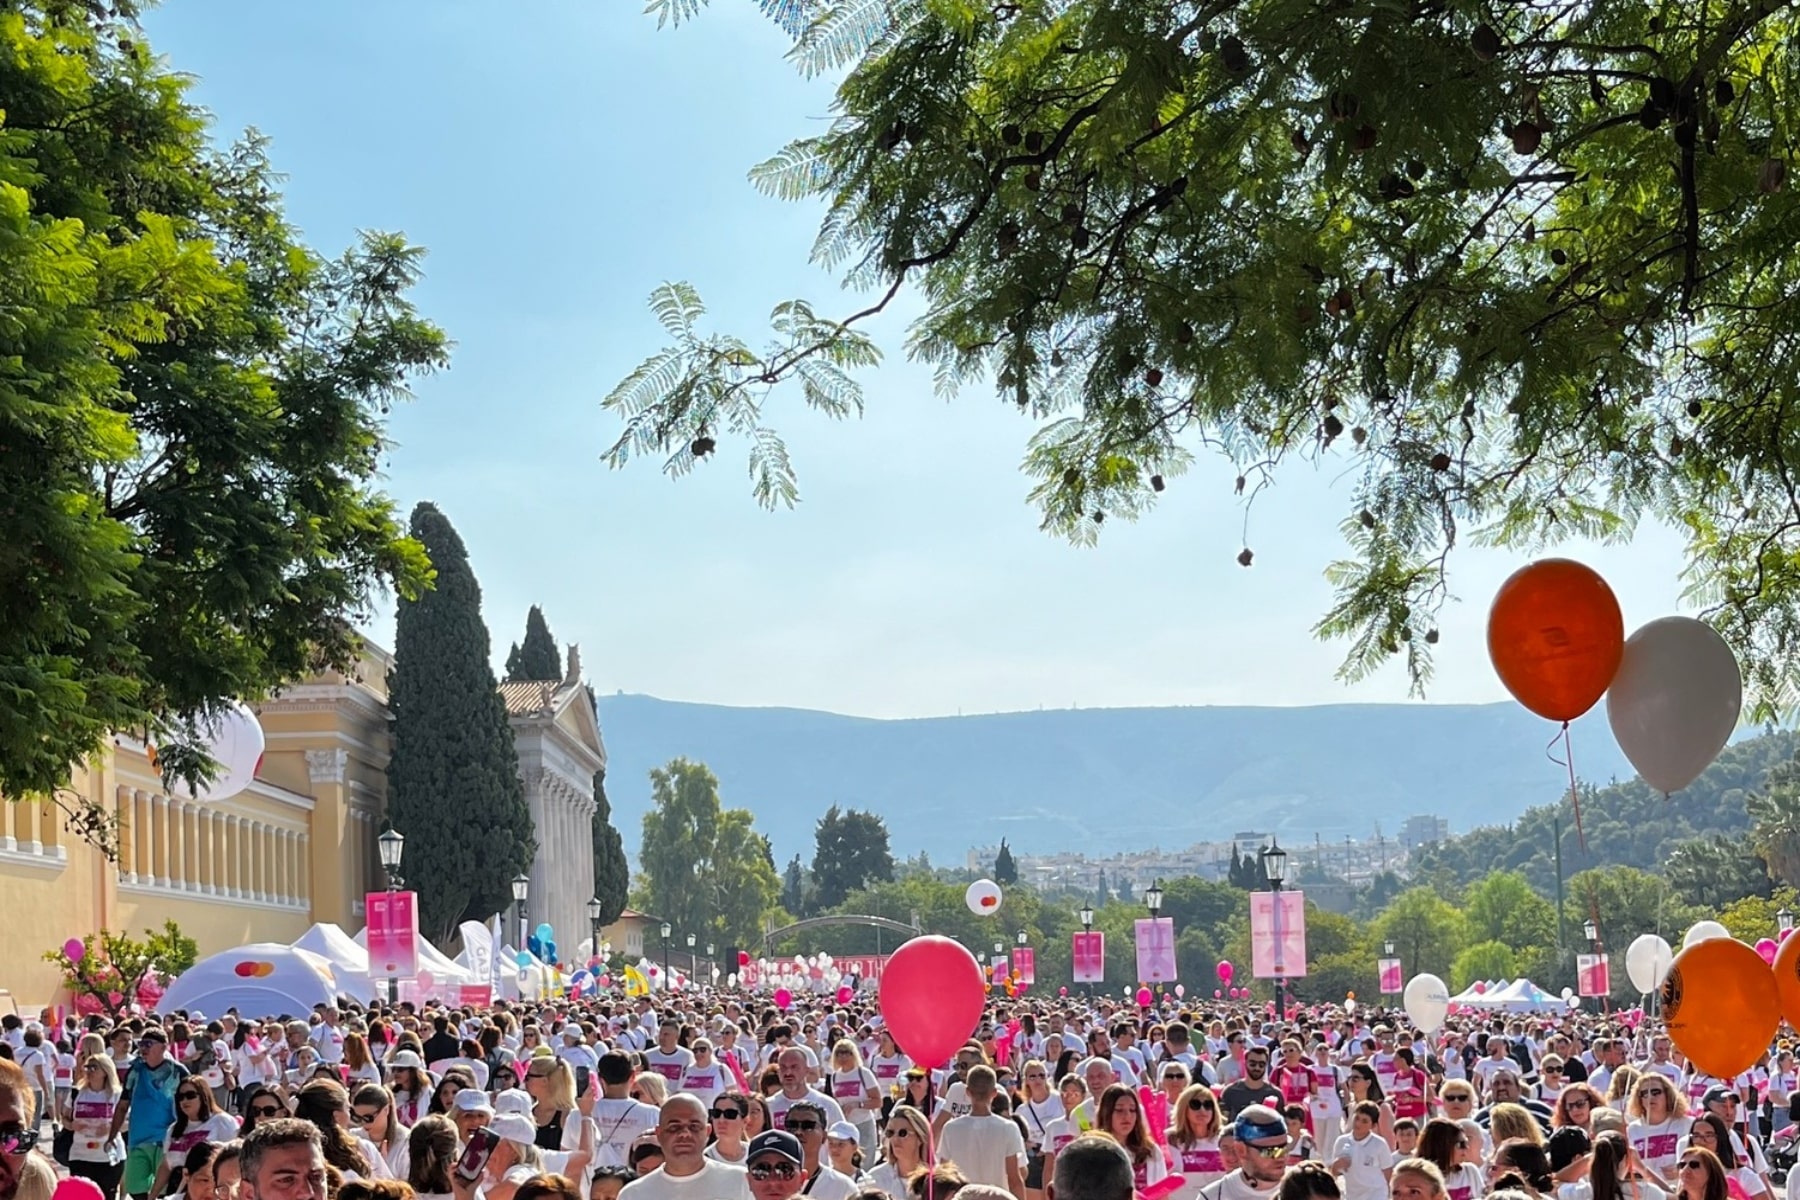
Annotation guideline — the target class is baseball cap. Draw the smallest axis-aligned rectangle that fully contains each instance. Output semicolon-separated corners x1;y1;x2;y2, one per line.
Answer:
1234;1104;1288;1145
1548;1126;1592;1172
1702;1085;1737;1106
494;1089;533;1116
453;1090;495;1116
747;1130;804;1166
386;1050;424;1070
490;1113;537;1145
827;1121;860;1142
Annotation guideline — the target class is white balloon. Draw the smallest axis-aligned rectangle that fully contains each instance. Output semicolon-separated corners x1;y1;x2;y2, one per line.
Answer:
1344;999;1357;1015
168;700;265;802
1625;934;1674;993
1566;994;1581;1010
966;878;1004;916
1606;617;1742;794
1403;973;1450;1034
1683;920;1730;948
1560;986;1574;999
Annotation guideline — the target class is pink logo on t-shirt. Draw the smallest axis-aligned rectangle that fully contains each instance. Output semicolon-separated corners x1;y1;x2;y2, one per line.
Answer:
834;1079;861;1099
1449;1185;1471;1200
1642;1134;1679;1161
654;1062;684;1081
1179;1148;1223;1173
684;1071;720;1090
875;1063;900;1080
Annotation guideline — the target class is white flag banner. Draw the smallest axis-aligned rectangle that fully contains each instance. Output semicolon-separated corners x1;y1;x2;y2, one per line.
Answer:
459;920;493;986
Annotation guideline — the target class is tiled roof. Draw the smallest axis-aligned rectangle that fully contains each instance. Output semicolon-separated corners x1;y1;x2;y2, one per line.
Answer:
498;680;563;715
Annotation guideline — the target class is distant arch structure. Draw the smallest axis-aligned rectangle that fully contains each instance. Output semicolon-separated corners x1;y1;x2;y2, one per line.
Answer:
760;912;922;952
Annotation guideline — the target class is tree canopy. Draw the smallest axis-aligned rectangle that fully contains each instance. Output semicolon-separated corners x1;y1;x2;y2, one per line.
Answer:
636;757;783;947
505;605;563;683
811;805;896;910
592;766;630;927
0;3;444;822
617;0;1800;711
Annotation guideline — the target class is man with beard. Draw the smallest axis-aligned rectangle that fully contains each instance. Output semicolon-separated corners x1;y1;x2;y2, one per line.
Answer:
765;1050;844;1133
1219;1047;1282;1120
1195;1106;1292;1200
618;1095;751;1200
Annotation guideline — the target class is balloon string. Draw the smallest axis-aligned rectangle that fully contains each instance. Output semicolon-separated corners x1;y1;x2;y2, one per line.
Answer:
1546;721;1588;852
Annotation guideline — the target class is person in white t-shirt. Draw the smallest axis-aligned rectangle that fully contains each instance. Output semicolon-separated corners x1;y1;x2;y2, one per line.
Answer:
310;1010;346;1066
867;1032;912;1093
678;1041;730;1109
824;1041;880;1156
1332;1102;1395;1200
618;1095;753;1200
1625;1073;1687;1186
765;1050;845;1132
938;1067;1027;1195
645;1021;696;1088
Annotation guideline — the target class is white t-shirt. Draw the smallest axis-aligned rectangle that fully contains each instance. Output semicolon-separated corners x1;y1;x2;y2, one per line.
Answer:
1196;1170;1284;1200
1169;1139;1227;1200
1016;1096;1063;1150
1333;1131;1395;1200
310;1024;346;1065
829;1068;880;1121
678;1062;729;1107
68;1088;124;1164
163;1112;241;1170
766;1089;845;1130
937;1113;1026;1189
590;1098;662;1166
1628;1117;1685;1180
1042;1115;1082;1160
1443;1161;1484;1200
801;1168;860;1200
644;1047;696;1085
617;1160;753;1200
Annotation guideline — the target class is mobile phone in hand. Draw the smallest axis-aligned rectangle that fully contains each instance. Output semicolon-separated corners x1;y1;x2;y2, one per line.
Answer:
454;1127;498;1182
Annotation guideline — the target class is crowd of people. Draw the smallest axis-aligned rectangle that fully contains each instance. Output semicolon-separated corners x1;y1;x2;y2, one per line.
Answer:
0;990;1782;1200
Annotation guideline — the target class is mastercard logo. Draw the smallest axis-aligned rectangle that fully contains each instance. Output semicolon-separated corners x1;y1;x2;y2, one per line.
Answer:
233;961;276;978
979;896;998;908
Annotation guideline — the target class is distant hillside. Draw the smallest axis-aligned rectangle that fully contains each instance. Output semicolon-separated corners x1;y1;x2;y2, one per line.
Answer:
593;694;1639;862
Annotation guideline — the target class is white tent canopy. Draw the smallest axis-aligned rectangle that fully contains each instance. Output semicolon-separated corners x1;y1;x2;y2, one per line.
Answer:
1449;981;1506;1008
291;923;378;1004
158;943;338;1020
1486;978;1564;1012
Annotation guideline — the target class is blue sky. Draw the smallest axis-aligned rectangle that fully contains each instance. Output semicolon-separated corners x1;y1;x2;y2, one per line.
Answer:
139;0;1692;720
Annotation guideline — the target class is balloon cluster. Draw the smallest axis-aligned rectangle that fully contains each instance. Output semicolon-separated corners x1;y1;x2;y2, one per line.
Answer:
1489;560;1741;793
526;923;559;968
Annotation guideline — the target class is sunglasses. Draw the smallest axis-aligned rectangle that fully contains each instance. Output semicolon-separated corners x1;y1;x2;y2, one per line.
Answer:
0;1128;39;1155
1192;1099;1217;1111
787;1120;821;1132
251;1105;282;1118
1642;1089;1667;1098
1679;1161;1706;1172
352;1110;383;1125
710;1108;743;1121
177;1092;202;1101
888;1129;913;1140
1246;1143;1287;1159
750;1164;801;1181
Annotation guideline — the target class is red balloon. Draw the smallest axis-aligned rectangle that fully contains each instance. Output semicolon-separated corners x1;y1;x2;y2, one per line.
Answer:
738;950;751;967
1487;559;1624;722
880;936;984;1067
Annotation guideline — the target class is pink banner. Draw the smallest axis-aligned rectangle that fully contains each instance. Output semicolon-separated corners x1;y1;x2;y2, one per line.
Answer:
1072;931;1105;983
1378;958;1403;994
459;985;493;1007
1014;947;1036;985
1135;918;1177;982
1577;954;1610;998
366;890;420;980
1250;890;1307;978
991;956;1009;981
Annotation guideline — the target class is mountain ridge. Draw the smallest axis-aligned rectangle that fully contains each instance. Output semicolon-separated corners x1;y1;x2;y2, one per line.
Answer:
592;693;1638;863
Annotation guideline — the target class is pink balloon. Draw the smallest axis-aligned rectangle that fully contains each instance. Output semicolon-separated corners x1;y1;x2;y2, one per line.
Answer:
836;986;853;1005
1058;986;1069;997
774;987;793;1010
1214;989;1222;998
1135;987;1153;1007
1473;981;1486;993
1217;960;1234;984
1757;938;1779;964
597;974;611;988
63;938;84;963
55;1178;106;1200
880;936;985;1067
1175;984;1186;998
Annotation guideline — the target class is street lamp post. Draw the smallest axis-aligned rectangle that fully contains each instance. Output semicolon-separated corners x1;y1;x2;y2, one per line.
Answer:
1781;907;1795;937
1079;903;1095;998
1145;879;1164;917
1261;840;1288;1020
687;932;698;977
660;921;672;984
376;827;405;1005
706;943;716;984
586;897;605;968
511;873;530;957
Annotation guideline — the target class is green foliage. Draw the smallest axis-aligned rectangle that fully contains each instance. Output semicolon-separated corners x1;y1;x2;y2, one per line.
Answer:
1374;887;1468;981
994;838;1018;885
504;606;562;683
1748;758;1800;889
812;806;896;911
1413;732;1800;892
618;0;1800;711
0;6;444;821
44;920;197;1020
638;757;781;947
782;854;810;916
1451;940;1517;990
1667;835;1771;910
1464;871;1556;950
591;767;629;927
1716;887;1799;945
386;503;536;943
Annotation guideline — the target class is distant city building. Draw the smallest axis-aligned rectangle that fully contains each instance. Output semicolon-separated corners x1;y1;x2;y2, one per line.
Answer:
1400;814;1449;847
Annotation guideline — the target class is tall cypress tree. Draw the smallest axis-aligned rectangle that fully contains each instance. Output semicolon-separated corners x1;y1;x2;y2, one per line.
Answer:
993;838;1018;885
504;605;562;682
592;766;629;926
387;502;536;942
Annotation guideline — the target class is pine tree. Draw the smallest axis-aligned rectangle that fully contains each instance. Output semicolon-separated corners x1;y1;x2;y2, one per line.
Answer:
592;766;629;927
993;839;1018;885
504;605;562;682
1117;876;1134;904
386;503;537;943
1095;869;1109;903
781;854;809;916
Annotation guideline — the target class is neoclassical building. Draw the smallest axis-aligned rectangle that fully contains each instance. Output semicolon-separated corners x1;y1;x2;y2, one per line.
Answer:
0;642;609;1006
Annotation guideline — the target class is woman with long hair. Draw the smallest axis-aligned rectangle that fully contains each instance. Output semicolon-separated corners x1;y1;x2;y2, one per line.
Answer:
1390;1159;1449;1200
350;1085;409;1179
426;1068;475;1117
1491;1105;1548;1149
1015;1060;1061;1200
867;1105;932;1200
293;1079;375;1181
383;1053;431;1127
1625;1074;1686;1189
1674;1148;1727;1200
1682;1116;1769;1200
830;1040;883;1156
176;1141;222;1200
67;1055;125;1199
1554;1085;1606;1136
1491;1138;1555;1198
342;1037;381;1090
1097;1084;1166;1193
869;1031;912;1092
885;1069;936;1124
1348;1062;1396;1145
1167;1084;1226;1200
703;1091;753;1164
519;1057;595;1183
1391;1049;1433;1128
1038;1075;1089;1189
1589;1130;1671;1200
237;1086;286;1135
152;1073;240;1199
1417;1118;1483;1200
405;1114;457;1200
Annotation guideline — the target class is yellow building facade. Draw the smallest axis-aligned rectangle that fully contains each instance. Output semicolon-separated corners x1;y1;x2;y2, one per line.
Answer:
3;647;402;1007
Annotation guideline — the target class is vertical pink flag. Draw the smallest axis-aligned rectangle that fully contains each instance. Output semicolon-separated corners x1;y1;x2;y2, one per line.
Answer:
1577;954;1610;998
1135;918;1177;982
1072;931;1106;982
1249;890;1308;978
1377;958;1403;994
366;890;420;980
1014;947;1036;985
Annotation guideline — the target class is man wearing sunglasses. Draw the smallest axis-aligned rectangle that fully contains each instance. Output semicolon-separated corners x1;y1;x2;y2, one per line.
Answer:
109;1029;190;1200
779;1103;856;1200
1195;1106;1291;1200
743;1131;807;1200
616;1095;751;1200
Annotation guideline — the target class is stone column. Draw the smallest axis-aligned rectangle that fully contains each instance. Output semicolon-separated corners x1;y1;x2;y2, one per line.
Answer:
151;796;169;884
16;797;37;855
305;749;350;923
136;793;153;884
116;788;136;883
230;815;245;896
254;822;268;901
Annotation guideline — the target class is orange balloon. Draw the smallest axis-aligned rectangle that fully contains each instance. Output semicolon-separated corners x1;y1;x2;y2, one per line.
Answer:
1773;927;1800;1029
1661;936;1780;1078
1487;559;1624;721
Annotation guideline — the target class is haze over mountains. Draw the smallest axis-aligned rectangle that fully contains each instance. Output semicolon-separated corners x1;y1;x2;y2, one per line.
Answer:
593;694;1636;863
